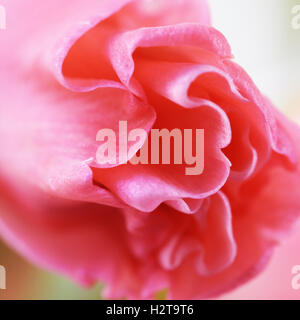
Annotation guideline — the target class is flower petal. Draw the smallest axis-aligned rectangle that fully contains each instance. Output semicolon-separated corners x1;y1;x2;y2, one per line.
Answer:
0;67;155;205
108;23;232;94
93;99;231;212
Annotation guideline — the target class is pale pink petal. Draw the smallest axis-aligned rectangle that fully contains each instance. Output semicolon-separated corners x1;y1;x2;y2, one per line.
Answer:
0;187;140;298
124;0;211;27
0;68;155;206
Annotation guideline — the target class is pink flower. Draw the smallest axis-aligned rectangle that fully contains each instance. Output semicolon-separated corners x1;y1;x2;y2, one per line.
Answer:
1;0;300;299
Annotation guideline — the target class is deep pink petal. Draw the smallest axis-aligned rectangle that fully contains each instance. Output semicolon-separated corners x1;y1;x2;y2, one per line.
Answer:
93;100;231;212
108;23;232;94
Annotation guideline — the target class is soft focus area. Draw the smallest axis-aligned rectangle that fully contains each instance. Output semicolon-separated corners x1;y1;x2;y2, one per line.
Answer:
1;0;300;300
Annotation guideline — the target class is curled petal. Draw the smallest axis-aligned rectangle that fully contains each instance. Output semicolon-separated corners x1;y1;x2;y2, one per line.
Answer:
108;23;232;93
93;101;231;212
